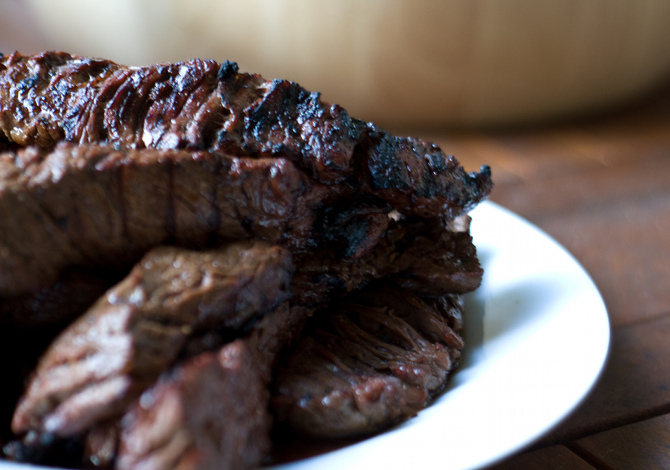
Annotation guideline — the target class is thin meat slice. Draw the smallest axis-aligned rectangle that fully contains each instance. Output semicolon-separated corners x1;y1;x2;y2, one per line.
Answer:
0;51;492;218
0;143;317;295
116;303;313;470
0;142;483;299
272;288;464;439
11;242;291;438
292;215;483;305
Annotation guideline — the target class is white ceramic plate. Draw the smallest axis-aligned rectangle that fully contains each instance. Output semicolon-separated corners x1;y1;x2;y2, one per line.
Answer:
0;201;610;470
270;201;610;470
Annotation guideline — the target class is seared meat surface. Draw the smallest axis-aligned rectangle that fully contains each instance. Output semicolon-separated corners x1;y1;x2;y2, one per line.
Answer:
0;51;492;470
0;142;486;297
0;52;492;297
272;286;464;439
292;215;482;305
11;242;291;438
0;52;492;219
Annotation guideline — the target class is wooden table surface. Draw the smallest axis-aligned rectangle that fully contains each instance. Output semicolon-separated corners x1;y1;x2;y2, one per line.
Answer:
413;82;670;469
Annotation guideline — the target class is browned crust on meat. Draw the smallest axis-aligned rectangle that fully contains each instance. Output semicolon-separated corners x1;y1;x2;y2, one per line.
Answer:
0;51;492;219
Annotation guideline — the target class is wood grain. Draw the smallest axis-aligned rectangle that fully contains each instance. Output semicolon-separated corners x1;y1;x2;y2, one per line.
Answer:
430;100;670;327
420;81;670;469
484;445;595;470
543;314;670;444
572;413;670;470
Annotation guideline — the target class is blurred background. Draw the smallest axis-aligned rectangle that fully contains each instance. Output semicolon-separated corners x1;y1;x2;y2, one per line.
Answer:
2;0;670;130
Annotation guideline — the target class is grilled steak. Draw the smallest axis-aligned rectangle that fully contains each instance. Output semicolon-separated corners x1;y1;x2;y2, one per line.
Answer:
272;287;464;439
11;242;291;438
0;53;492;296
117;302;311;470
292;215;483;305
0;51;492;218
0;50;493;469
0;140;488;297
117;340;270;470
0;143;318;295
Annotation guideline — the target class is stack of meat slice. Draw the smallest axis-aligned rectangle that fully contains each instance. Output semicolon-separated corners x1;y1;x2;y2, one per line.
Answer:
0;51;492;469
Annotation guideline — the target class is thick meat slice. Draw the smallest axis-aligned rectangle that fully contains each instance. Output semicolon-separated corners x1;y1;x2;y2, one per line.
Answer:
116;341;269;470
0;143;316;295
116;303;313;470
11;242;291;438
0;51;492;218
292;215;483;305
272;288;464;439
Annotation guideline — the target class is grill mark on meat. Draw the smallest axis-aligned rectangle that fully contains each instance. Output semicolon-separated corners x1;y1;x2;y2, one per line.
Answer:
62;60;120;145
241;79;360;183
81;67;132;144
10;242;292;438
0;144;319;295
144;61;216;149
0;52;492;221
107;67;170;148
116;162;131;252
186;86;231;151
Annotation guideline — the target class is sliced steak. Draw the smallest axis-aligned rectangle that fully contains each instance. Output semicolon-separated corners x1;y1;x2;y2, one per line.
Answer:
272;287;464;439
116;340;269;470
0;51;492;218
11;241;291;438
0;143;317;295
116;303;313;470
292;215;483;305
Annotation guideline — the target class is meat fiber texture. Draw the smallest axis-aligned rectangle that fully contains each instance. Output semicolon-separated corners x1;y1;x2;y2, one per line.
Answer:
11;242;292;438
273;287;465;439
0;51;491;216
0;51;491;297
0;144;322;296
0;51;492;470
116;303;312;470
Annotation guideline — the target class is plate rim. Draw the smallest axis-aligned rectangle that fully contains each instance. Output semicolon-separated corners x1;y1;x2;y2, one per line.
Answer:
268;200;611;470
0;201;611;470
